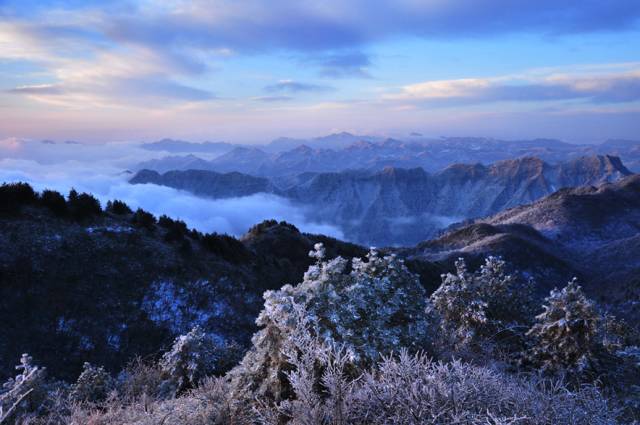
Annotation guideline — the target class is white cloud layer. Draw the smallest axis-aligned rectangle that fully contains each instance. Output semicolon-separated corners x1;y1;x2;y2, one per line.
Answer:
389;65;640;106
0;141;344;239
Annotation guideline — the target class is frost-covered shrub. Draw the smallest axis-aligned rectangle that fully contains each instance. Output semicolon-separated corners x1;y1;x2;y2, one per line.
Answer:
256;314;357;425
525;279;600;374
69;363;114;403
230;244;431;401
115;358;166;402
259;343;618;425
159;326;240;395
615;346;640;415
430;257;534;352
60;376;255;425
1;354;47;423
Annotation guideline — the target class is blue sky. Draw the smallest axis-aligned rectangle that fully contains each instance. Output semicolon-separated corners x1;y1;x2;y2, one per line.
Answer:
0;0;639;143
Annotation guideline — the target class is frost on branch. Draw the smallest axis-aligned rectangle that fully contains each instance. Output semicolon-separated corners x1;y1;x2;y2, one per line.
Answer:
230;244;431;401
258;344;617;425
0;354;47;423
525;278;600;374
69;362;114;403
307;242;325;263
429;256;534;351
159;326;240;395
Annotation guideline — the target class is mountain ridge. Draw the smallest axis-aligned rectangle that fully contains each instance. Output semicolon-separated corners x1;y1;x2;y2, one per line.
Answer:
403;174;640;317
131;155;633;246
133;135;640;175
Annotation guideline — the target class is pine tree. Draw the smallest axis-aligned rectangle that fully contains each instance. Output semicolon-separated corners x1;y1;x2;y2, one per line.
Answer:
526;278;600;373
429;256;534;351
230;244;431;401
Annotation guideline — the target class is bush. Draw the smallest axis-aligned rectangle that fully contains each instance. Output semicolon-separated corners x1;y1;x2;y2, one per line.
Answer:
105;200;132;215
246;220;299;237
178;239;193;256
40;190;67;216
0;182;37;214
200;233;249;263
115;358;166;402
260;344;618;425
21;253;637;424
131;208;156;230
67;189;101;220
0;354;48;423
62;376;256;425
159;327;241;395
69;362;114;403
158;215;189;243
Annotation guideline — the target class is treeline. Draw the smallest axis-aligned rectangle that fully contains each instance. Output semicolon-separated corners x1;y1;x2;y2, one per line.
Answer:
0;182;101;220
0;182;249;263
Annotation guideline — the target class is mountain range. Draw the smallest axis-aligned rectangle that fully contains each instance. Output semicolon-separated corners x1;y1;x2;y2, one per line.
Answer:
131;155;633;246
140;138;236;154
135;134;640;176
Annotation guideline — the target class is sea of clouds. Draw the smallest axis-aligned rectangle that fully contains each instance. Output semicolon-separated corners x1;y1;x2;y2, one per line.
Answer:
0;138;344;238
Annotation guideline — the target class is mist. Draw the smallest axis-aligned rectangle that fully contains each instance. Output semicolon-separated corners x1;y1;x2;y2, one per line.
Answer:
0;141;345;239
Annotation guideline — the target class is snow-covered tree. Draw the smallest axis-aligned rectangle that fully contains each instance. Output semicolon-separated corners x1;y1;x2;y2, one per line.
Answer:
0;354;47;423
159;326;217;394
230;244;431;401
525;278;600;373
159;326;240;395
69;362;114;403
429;256;534;351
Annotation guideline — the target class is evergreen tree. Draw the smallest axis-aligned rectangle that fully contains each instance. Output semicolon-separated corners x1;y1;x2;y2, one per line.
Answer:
526;279;600;373
70;362;114;403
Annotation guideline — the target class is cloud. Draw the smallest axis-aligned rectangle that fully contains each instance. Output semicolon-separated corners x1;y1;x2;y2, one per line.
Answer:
0;138;162;166
108;76;214;102
7;84;66;95
389;67;640;106
313;51;371;78
3;0;638;91
0;142;345;238
14;1;639;52
253;96;294;103
264;80;333;93
0;20;213;107
6;77;214;104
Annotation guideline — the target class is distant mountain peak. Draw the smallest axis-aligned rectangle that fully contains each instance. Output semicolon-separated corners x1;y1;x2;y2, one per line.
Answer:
346;140;375;150
291;144;314;153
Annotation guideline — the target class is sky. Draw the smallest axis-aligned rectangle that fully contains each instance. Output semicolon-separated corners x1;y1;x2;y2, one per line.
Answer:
1;0;640;143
